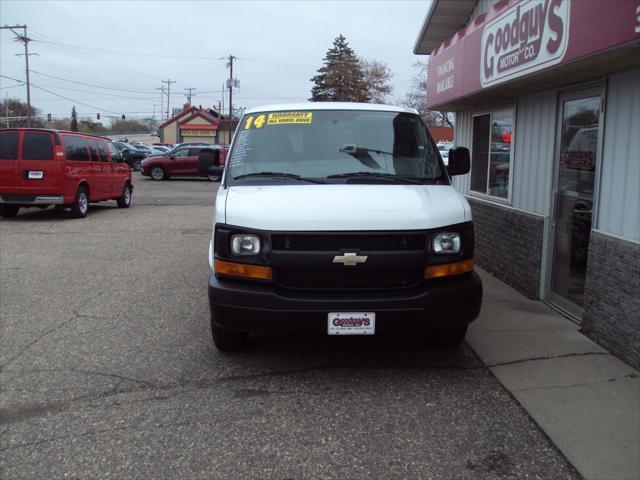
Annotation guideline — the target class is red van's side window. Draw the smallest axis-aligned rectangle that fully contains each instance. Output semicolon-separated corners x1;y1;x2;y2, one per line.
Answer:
88;140;101;162
63;135;90;162
97;141;108;161
0;132;19;160
22;132;53;160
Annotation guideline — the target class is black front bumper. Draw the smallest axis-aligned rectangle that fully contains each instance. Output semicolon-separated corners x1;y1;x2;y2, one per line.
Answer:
208;271;482;334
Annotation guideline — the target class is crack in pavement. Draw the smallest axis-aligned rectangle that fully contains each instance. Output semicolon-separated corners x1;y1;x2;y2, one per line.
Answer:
485;351;611;368
511;373;639;394
0;419;195;452
0;292;105;371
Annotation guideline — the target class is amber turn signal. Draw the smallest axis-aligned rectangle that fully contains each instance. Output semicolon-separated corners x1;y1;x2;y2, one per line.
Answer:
424;258;474;279
215;259;272;280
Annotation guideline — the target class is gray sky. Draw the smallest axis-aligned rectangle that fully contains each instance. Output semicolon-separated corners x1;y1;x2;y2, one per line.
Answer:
0;1;429;123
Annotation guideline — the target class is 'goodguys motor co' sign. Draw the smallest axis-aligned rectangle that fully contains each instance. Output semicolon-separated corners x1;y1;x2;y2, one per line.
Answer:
425;0;640;109
480;0;569;86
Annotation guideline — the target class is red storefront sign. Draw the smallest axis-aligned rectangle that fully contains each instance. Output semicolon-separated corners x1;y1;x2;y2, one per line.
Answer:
426;0;640;108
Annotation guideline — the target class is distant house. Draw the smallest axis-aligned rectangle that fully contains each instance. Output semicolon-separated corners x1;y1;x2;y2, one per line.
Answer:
158;104;238;145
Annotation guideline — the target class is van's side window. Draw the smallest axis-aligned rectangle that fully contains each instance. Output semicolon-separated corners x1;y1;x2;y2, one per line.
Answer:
22;132;53;160
97;141;109;161
107;142;120;161
63;135;90;162
88;140;101;162
0;132;19;160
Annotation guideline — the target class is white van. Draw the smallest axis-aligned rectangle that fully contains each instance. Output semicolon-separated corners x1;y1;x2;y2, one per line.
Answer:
201;103;482;350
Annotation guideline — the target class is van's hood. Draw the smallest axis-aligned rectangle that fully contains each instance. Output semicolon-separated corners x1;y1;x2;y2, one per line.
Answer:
223;184;470;231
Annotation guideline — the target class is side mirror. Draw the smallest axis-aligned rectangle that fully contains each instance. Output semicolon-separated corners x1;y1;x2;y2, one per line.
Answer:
446;147;471;176
197;148;223;176
169;155;175;160
112;153;123;163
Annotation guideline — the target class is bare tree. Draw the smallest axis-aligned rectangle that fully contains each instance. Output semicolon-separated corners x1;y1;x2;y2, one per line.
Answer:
403;61;454;128
361;59;393;104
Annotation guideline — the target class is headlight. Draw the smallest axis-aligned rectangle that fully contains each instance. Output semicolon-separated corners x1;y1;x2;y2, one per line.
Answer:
231;234;261;256
432;233;461;254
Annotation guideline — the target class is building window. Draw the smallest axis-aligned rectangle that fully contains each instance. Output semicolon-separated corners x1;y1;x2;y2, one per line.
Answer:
471;108;513;199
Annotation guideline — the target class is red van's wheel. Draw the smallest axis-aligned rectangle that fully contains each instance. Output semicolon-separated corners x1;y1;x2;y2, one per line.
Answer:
71;187;89;218
117;183;132;208
0;205;19;218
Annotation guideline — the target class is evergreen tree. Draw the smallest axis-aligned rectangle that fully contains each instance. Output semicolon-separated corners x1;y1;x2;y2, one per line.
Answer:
70;106;79;132
310;35;368;102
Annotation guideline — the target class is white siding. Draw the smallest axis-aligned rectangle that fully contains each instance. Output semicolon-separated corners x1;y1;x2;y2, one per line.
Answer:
512;91;557;215
598;68;640;241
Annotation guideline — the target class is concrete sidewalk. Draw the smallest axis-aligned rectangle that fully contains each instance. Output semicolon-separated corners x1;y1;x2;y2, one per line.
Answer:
468;268;639;480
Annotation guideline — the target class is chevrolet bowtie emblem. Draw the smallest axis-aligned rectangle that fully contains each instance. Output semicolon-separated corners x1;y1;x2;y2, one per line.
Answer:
333;252;368;266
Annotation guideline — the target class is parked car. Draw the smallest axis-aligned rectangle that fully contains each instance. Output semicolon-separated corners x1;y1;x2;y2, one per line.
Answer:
174;142;210;148
437;142;452;165
140;145;227;181
0;128;133;218
112;141;148;171
150;146;170;154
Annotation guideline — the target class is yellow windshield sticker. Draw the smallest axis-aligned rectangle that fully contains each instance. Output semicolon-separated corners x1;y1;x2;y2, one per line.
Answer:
267;112;313;125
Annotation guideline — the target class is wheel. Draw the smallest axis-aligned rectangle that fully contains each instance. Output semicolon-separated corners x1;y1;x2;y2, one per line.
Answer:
211;323;248;351
211;308;248;351
430;325;468;347
70;186;89;218
133;159;142;171
117;183;132;208
207;174;221;182
150;166;166;181
0;205;19;218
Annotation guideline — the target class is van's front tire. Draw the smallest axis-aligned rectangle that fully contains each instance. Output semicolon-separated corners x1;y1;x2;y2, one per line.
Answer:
430;325;468;347
0;205;19;218
117;183;132;208
71;187;89;218
211;310;248;351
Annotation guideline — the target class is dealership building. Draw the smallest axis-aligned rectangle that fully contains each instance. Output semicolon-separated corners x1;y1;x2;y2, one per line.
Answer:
415;0;639;368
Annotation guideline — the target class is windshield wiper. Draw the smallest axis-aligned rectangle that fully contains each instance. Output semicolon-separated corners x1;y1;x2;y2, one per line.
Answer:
326;172;428;184
232;171;325;184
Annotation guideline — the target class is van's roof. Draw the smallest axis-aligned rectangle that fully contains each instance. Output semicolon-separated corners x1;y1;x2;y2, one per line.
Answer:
0;127;111;141
245;102;419;115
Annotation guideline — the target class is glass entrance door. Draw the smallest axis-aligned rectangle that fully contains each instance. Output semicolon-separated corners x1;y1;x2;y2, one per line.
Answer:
548;92;602;315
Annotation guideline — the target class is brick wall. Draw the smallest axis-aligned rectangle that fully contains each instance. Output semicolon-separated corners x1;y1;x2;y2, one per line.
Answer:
582;231;640;369
468;198;544;299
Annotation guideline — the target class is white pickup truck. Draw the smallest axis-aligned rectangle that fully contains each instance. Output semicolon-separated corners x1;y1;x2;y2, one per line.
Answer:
199;103;482;350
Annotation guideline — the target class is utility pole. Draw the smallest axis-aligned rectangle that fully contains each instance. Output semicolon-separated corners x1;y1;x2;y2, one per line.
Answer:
162;79;175;119
184;87;196;106
155;86;166;119
227;55;235;134
1;25;33;126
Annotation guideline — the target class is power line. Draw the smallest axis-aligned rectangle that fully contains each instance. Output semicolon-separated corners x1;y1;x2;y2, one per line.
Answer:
30;70;155;93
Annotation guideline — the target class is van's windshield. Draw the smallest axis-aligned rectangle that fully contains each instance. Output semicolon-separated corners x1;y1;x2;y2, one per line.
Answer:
226;110;447;185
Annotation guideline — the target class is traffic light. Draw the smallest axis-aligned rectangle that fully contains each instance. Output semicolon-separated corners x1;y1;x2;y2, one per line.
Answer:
97;113;100;120
47;113;51;121
122;114;126;121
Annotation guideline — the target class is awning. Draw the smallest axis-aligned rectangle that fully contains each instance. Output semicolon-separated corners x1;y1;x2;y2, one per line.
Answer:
422;0;640;111
413;0;477;55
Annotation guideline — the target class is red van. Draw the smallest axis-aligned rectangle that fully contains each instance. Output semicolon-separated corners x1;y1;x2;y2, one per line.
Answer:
0;129;133;218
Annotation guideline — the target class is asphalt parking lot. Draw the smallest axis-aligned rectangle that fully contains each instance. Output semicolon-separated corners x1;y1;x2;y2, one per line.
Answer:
0;174;580;479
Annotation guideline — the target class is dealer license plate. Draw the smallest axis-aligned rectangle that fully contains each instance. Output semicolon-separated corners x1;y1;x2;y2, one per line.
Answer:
28;171;43;180
328;312;375;335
